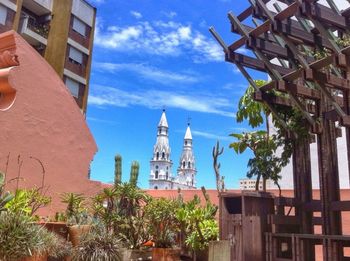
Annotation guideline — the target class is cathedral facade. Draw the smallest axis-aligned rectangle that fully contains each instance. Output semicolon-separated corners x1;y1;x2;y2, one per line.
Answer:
149;110;197;190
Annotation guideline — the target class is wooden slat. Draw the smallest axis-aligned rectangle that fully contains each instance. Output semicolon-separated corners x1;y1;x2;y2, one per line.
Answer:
312;217;323;225
247;38;290;60
228;37;246;52
271;215;299;225
274;2;299;21
275;197;296;207
331;201;350;211
303;200;322;212
250;20;271;37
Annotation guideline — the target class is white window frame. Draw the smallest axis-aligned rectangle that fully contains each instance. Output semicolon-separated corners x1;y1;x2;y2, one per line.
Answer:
72;16;86;37
69;46;83;65
0;5;7;25
65;77;80;98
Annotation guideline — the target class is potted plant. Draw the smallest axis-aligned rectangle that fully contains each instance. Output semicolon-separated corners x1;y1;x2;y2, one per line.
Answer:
176;190;219;261
61;192;92;246
145;197;181;261
72;225;122;261
0;211;70;261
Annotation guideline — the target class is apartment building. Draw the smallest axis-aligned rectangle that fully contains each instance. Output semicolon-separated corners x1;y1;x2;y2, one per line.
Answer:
239;178;273;190
0;0;96;114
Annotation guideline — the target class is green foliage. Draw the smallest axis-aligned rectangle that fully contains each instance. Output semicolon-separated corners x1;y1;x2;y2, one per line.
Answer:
92;183;151;249
0;172;13;213
72;225;121;261
236;80;268;128
176;194;218;252
114;154;122;186
129;161;140;186
61;192;88;225
145;197;180;248
5;188;51;217
0;212;67;260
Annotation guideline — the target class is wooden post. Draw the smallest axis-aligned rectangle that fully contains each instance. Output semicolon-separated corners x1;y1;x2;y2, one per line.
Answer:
292;138;314;260
317;94;342;260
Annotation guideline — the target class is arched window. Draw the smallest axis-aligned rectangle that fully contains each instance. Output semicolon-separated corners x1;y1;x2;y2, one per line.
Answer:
155;171;159;179
188;162;191;168
154;186;158;190
165;187;168;190
166;166;168;170
156;152;159;159
185;141;187;145
182;161;185;168
156;165;159;169
166;171;168;180
162;152;165;159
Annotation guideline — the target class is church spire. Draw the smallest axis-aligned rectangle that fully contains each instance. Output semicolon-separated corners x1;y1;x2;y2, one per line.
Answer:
177;123;196;188
149;110;173;190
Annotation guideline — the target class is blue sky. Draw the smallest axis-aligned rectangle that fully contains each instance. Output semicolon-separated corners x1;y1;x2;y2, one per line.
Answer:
86;0;267;189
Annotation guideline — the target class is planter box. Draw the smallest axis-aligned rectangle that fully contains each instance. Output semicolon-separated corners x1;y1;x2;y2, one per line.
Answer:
121;248;152;261
68;225;91;246
152;248;181;261
39;222;68;240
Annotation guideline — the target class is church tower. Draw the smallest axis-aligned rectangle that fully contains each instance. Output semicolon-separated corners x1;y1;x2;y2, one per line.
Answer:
176;123;197;189
149;110;173;189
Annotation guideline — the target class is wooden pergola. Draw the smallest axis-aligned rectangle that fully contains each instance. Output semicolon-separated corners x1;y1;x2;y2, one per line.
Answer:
210;0;350;260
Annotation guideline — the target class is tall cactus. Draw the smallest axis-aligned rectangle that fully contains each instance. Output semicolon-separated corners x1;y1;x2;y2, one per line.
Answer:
212;140;224;194
129;161;140;186
114;154;122;186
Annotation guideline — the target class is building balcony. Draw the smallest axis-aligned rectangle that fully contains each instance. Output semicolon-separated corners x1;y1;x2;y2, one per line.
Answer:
22;0;52;15
19;14;49;46
65;59;87;78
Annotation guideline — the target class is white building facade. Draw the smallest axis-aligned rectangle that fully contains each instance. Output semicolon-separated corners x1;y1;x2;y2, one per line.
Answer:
149;111;196;190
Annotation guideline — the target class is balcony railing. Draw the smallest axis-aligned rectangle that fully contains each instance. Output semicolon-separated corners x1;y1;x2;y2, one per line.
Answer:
26;16;49;38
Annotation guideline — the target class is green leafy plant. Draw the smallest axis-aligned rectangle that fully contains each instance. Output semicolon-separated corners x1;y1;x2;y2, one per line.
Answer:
61;192;89;225
145;197;180;248
231;80;293;191
0;211;67;260
176;190;218;260
0;172;13;212
72;225;122;261
5;188;51;218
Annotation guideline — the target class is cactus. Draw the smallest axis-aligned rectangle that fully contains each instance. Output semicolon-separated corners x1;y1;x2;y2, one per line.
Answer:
129;161;140;186
212;141;224;194
114;154;122;186
0;171;14;212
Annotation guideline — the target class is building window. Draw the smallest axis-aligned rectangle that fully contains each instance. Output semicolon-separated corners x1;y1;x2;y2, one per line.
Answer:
72;16;86;36
156;152;159;159
165;187;168;190
185;141;187;145
162;152;165;159
65;77;80;98
0;5;7;25
154;186;158;190
188;162;191;168
155;165;158;169
166;171;168;180
69;46;83;65
182;161;185;168
155;171;159;179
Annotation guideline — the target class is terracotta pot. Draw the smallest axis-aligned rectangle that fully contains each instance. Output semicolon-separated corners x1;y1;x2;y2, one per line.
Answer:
38;222;69;240
121;248;152;261
68;224;91;246
152;248;181;261
21;254;48;261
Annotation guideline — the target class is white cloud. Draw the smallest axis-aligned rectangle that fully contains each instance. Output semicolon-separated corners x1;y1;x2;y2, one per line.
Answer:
94;62;200;85
94;21;223;62
88;85;235;117
130;11;142;19
161;11;177;18
191;130;231;141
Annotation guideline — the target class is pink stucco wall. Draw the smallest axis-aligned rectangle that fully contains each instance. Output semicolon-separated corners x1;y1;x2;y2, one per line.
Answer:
0;31;106;216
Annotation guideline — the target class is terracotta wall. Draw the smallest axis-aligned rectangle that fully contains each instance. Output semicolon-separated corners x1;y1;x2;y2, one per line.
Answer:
0;31;104;216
